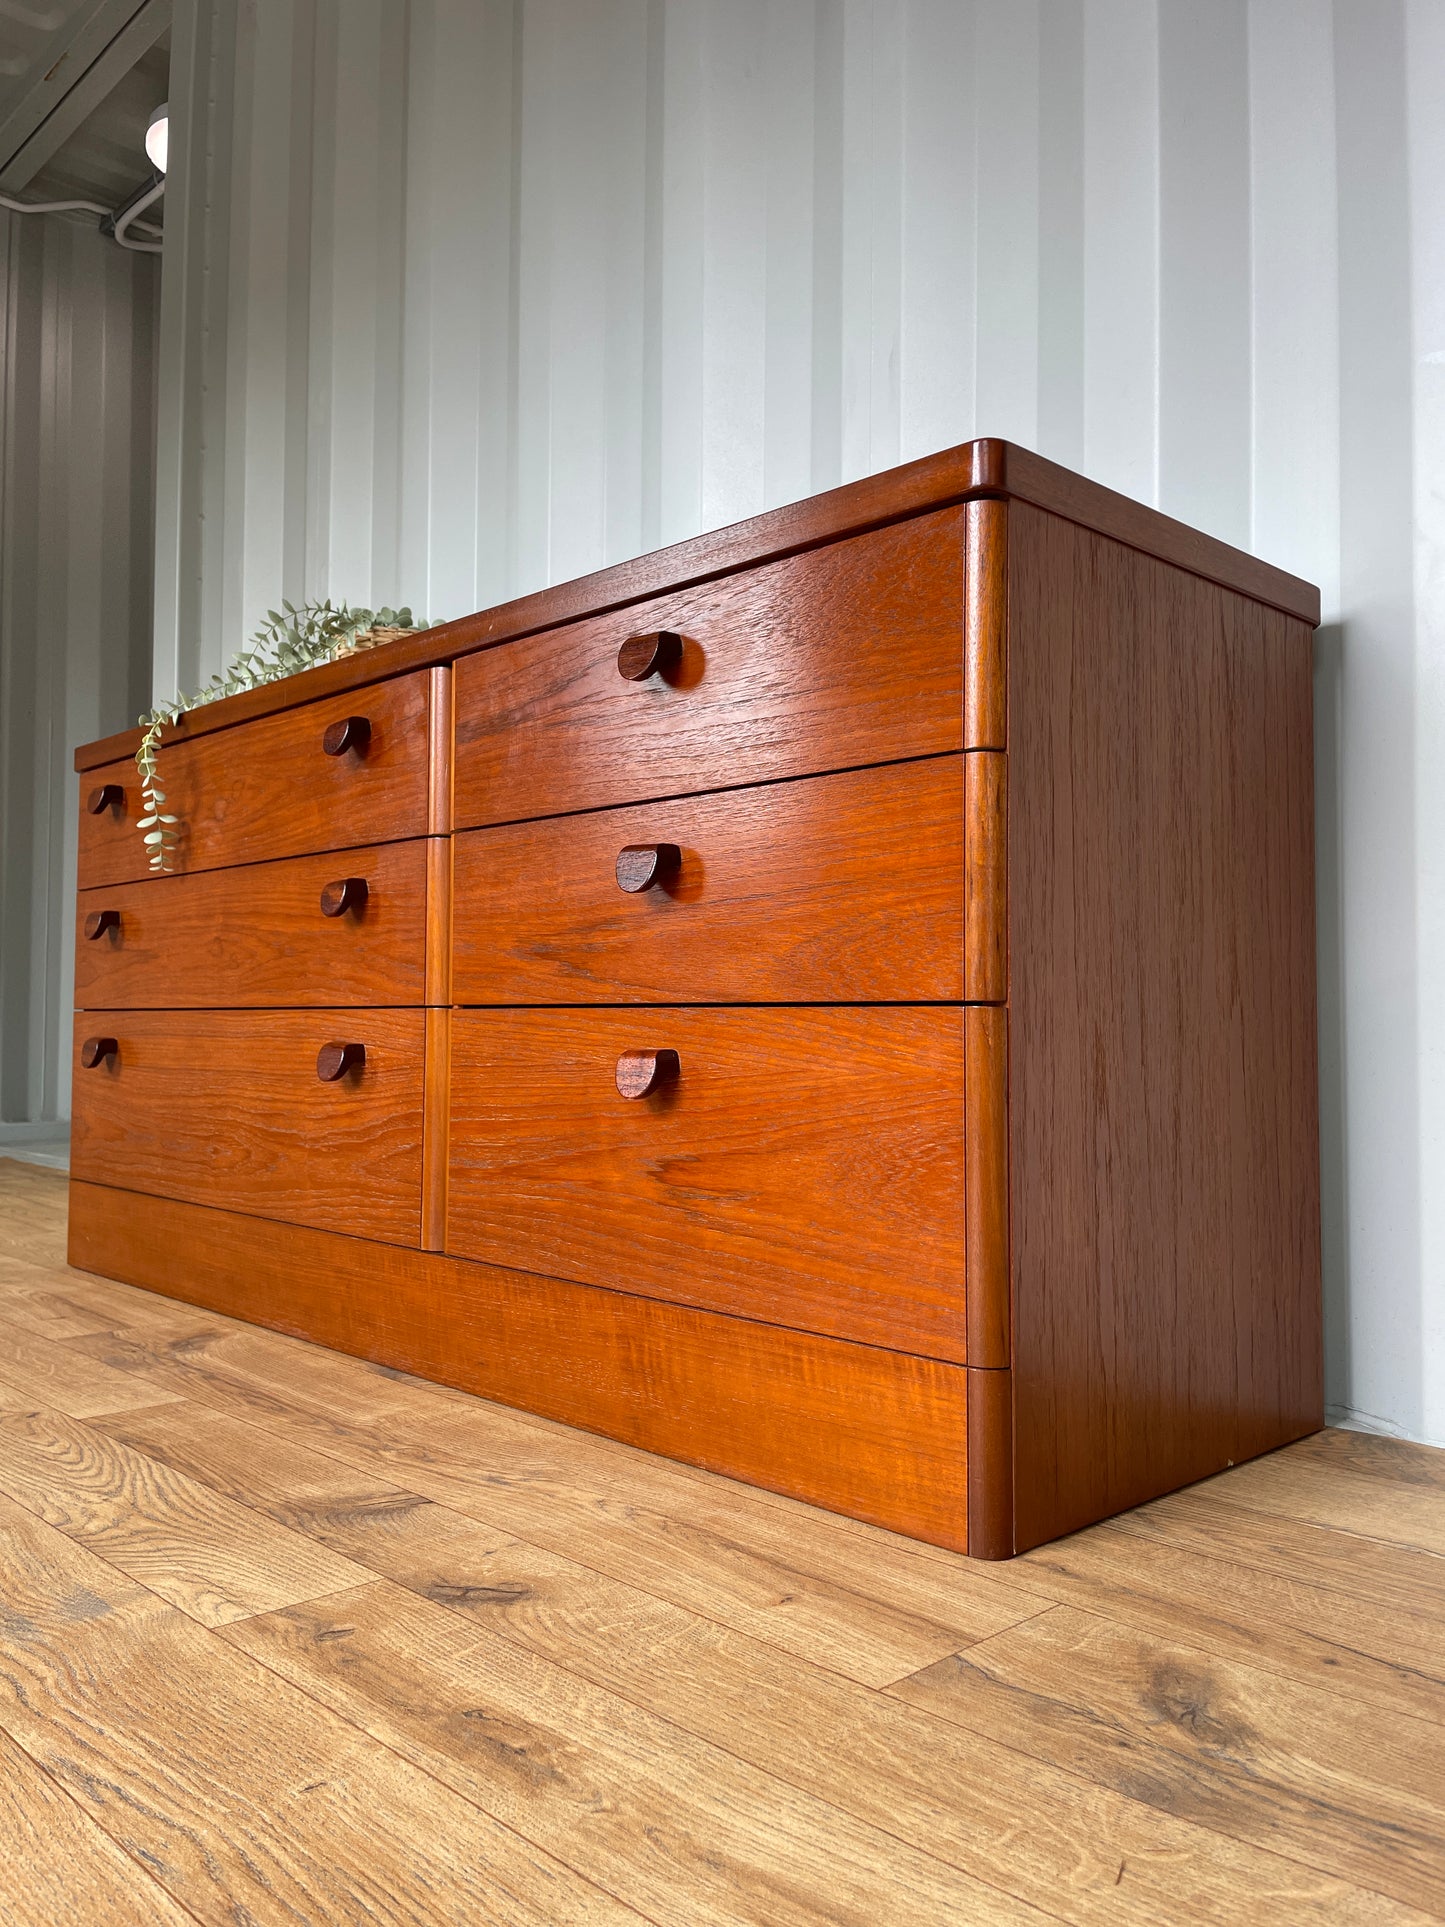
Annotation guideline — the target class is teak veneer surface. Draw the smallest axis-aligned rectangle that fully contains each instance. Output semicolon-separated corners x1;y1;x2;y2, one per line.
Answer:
74;839;434;1009
77;670;435;886
452;510;966;828
73;440;1319;770
452;755;968;1005
1004;505;1323;1548
65;1177;972;1552
70;1011;425;1246
446;1005;967;1359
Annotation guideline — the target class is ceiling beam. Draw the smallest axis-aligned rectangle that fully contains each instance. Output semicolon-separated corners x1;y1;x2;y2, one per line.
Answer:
0;0;170;195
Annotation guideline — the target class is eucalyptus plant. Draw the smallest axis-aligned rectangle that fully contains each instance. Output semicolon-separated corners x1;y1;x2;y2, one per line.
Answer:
135;600;431;872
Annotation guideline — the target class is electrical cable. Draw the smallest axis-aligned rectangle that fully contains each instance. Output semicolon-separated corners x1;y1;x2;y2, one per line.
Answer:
0;184;163;249
109;174;164;253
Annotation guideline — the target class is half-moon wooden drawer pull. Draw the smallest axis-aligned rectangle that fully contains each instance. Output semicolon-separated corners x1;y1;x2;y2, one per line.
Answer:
86;782;124;815
615;1047;679;1099
316;1040;366;1081
616;630;684;682
615;843;681;893
322;714;371;757
84;909;122;941
80;1035;118;1069
319;876;369;918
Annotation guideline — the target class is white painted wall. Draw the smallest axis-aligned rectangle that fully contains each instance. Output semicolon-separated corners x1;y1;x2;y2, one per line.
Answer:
151;0;1444;1447
0;209;158;1131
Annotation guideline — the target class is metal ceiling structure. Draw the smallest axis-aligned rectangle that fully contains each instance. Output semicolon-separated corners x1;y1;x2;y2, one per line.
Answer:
0;0;169;218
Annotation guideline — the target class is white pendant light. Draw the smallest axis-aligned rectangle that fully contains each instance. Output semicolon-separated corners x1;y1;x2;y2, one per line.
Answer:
146;102;168;175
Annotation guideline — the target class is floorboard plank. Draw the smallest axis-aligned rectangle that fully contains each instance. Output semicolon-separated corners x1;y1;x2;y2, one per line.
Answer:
69;1322;1051;1685
0;1320;181;1418
0;1493;647;1926
1184;1454;1445;1557
1011;1522;1445;1724
91;1401;1416;1926
0;1403;385;1626
1112;1488;1445;1618
892;1603;1445;1915
226;1577;1051;1927
0;1725;199;1926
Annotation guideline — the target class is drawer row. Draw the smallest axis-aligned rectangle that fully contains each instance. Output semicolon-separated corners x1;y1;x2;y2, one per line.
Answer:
70;1006;973;1363
77;508;970;889
76;753;1005;1008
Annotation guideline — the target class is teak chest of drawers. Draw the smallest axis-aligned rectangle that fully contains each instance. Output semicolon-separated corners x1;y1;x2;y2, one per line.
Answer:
68;441;1324;1557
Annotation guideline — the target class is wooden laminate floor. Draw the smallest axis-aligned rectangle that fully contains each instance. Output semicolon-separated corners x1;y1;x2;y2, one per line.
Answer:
0;1159;1442;1924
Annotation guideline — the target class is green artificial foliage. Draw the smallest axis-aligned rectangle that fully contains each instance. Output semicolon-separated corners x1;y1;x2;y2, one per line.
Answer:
135;600;433;871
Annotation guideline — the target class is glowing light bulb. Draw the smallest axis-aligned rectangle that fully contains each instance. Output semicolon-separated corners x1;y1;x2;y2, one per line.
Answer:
146;103;168;175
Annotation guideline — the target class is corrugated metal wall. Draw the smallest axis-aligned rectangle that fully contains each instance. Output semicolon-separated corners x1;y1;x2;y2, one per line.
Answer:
0;209;159;1130
151;0;1444;1443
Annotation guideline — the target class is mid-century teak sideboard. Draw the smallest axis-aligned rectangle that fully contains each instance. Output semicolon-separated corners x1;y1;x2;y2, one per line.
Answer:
68;440;1324;1558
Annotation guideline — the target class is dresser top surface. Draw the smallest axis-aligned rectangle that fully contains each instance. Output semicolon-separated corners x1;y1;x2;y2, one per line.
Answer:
76;438;1320;772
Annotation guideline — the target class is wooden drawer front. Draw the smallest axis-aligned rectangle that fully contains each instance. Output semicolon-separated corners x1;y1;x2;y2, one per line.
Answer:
453;757;963;1004
77;671;436;887
71;1010;425;1244
75;841;433;1010
447;1007;966;1359
452;509;964;828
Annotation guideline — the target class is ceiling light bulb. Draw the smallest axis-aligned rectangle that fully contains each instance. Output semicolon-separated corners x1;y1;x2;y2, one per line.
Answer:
146;103;168;175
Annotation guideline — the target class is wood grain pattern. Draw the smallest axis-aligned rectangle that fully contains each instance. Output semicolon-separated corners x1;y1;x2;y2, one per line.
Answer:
0;1493;643;1924
426;663;453;834
0;1321;180;1418
964;1004;1009;1369
7;1162;1441;1926
966;1366;1015;1561
70;1010;425;1246
424;833;452;1006
73;440;1317;773
74;840;432;1009
76;669;436;887
452;510;966;828
0;1724;197;1926
66;1179;971;1553
421;1007;450;1253
451;756;966;1004
1005;503;1323;1551
447;1006;967;1358
0;1401;371;1625
224;1578;1044;1927
964;749;1007;1001
1012;1520;1445;1728
965;499;1008;748
91;1391;1022;1687
892;1604;1445;1914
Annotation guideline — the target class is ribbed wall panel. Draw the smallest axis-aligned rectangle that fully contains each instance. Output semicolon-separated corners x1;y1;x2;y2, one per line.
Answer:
0;212;158;1131
146;0;1444;1439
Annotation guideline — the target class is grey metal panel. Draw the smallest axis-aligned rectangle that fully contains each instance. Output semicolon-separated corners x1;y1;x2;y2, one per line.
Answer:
0;208;157;1125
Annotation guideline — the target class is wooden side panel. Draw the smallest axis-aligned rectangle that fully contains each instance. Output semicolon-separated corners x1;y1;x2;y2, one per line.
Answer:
1005;502;1323;1551
447;1006;967;1360
452;510;965;828
74;841;430;1010
66;1182;970;1554
451;758;964;1006
964;499;1007;748
77;672;433;888
70;1010;425;1247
